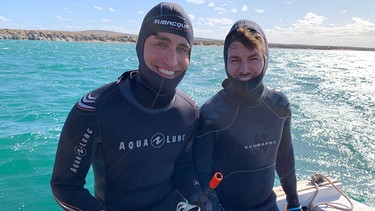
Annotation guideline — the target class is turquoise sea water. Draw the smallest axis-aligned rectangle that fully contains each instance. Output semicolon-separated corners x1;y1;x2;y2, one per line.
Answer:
0;39;374;210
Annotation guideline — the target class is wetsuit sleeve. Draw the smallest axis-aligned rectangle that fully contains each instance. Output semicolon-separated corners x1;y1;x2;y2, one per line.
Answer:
276;115;300;208
192;114;216;191
50;103;105;211
172;107;203;199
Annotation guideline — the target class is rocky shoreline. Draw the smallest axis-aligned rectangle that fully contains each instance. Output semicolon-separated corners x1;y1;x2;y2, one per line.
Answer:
1;28;374;51
0;28;224;46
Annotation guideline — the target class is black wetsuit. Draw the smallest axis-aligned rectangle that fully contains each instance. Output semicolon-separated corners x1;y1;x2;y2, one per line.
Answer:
194;85;298;211
51;72;199;210
193;19;299;211
51;3;200;210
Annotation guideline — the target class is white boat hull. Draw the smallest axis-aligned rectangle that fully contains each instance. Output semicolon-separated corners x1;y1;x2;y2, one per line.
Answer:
274;175;374;211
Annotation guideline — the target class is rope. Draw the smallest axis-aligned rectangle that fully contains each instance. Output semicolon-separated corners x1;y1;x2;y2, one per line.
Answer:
307;174;354;211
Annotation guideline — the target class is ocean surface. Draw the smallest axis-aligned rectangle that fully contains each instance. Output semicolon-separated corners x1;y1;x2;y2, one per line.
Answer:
0;39;374;210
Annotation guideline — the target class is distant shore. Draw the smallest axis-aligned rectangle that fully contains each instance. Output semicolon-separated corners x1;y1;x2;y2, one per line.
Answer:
1;28;374;51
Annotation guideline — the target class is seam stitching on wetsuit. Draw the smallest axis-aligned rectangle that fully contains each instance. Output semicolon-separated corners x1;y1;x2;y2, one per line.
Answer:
224;163;276;179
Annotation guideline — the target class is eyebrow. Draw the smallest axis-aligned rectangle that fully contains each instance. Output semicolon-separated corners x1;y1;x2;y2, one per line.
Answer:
228;51;260;58
154;35;172;42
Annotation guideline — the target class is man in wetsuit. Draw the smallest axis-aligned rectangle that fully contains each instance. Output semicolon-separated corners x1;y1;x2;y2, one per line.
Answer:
51;2;216;211
193;19;302;211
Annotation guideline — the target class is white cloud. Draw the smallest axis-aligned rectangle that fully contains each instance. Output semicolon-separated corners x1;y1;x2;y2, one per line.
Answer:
205;17;233;27
214;7;226;14
57;16;69;21
109;7;115;13
266;13;375;47
348;17;375;33
208;3;215;7
241;4;248;12
101;19;112;22
187;0;205;4
231;8;238;13
255;8;265;13
0;16;10;22
94;6;105;11
293;12;327;28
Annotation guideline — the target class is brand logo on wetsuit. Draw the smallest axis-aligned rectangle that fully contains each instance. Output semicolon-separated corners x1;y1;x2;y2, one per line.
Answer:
244;140;277;150
74;146;87;156
153;19;189;30
244;133;277;150
118;132;185;151
70;128;92;173
151;133;165;148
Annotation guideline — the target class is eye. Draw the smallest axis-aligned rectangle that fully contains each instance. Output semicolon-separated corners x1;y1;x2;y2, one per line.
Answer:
229;58;240;64
154;41;168;48
177;45;190;55
248;55;261;64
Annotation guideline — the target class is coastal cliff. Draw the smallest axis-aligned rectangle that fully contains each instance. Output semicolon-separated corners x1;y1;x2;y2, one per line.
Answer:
1;28;374;51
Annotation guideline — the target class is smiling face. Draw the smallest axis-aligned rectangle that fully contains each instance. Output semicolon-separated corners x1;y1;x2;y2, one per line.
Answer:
143;32;191;79
227;41;265;82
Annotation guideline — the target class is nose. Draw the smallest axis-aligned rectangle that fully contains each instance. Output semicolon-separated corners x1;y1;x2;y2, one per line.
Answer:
163;48;178;67
239;60;252;75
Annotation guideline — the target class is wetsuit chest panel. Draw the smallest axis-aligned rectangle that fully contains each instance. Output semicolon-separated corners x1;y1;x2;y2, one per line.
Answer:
214;104;284;171
205;98;286;209
93;86;195;196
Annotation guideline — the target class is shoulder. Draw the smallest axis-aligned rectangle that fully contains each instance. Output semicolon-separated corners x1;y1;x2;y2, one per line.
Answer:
175;89;199;111
195;90;231;136
199;90;231;123
200;90;229;114
267;88;290;107
264;88;291;117
76;82;118;112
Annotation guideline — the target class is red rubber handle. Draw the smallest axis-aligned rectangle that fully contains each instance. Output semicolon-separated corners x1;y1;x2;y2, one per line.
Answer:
208;172;223;189
197;172;224;207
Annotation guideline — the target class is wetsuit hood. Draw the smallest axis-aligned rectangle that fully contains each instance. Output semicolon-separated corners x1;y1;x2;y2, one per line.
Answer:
223;19;269;100
135;2;193;107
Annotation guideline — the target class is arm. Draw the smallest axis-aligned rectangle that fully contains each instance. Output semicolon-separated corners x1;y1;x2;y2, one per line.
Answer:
276;116;300;209
192;114;216;191
267;88;300;209
172;103;202;199
172;137;202;198
191;115;223;211
50;103;105;211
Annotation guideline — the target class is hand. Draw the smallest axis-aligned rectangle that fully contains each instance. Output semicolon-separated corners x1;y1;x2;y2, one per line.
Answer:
188;188;223;211
205;195;225;211
184;198;223;211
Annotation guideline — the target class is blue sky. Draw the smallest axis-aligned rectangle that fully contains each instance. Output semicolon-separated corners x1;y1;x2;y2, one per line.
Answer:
1;0;375;48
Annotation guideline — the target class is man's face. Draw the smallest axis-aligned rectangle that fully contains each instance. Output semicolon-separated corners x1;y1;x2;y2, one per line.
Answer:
227;41;264;82
144;32;190;79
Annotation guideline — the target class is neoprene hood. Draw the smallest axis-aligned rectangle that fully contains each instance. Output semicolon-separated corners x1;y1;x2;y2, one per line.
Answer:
223;19;269;97
135;2;193;96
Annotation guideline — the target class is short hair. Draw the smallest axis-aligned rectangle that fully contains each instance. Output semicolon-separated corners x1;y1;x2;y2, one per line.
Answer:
229;27;267;58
